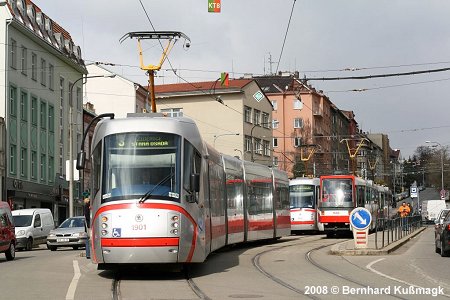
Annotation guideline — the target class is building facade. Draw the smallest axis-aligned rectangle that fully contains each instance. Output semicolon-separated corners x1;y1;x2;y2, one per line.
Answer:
1;0;86;224
155;79;273;166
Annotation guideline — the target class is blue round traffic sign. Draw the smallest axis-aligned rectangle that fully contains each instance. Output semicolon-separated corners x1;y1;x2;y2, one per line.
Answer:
349;207;372;230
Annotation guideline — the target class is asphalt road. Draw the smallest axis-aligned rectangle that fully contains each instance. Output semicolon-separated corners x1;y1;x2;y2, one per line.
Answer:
0;228;448;300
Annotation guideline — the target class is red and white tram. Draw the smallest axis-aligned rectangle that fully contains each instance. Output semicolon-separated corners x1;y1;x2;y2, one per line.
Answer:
76;113;290;269
289;177;322;233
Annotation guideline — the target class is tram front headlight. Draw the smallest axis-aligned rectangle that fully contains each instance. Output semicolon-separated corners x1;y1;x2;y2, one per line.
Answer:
171;229;178;235
172;222;179;228
101;223;108;229
172;215;179;222
101;230;108;236
101;216;108;222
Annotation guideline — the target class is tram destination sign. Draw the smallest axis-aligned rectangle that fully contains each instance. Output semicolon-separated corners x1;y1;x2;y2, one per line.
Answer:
116;134;175;148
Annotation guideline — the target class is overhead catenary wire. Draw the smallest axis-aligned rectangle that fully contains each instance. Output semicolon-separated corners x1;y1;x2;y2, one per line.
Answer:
275;0;297;74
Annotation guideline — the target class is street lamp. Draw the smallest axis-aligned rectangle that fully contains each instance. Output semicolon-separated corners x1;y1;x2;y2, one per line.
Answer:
234;148;243;159
213;133;240;148
426;140;444;196
69;74;115;217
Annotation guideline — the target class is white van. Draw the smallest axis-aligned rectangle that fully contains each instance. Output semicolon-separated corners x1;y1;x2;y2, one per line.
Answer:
12;208;54;251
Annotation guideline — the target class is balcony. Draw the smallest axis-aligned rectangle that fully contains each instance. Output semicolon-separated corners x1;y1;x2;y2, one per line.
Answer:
313;107;323;117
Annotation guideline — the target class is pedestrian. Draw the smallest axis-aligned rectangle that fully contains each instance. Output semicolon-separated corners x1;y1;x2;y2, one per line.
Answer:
407;203;414;216
84;197;91;259
398;202;411;231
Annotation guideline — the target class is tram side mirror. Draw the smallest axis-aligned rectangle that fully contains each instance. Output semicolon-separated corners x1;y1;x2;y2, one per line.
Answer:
76;152;86;170
190;173;200;193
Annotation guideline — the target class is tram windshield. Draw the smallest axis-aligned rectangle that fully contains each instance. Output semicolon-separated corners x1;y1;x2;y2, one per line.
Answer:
320;178;353;207
289;185;316;209
101;132;181;203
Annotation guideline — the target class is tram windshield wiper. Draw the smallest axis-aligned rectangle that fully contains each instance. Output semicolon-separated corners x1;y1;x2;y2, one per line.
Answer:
138;173;174;203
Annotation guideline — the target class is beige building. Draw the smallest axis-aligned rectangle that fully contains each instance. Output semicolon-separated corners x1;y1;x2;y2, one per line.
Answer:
155;79;273;166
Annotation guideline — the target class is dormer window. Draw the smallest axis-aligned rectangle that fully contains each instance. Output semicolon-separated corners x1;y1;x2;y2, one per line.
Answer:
16;0;25;13
26;5;36;23
44;17;52;35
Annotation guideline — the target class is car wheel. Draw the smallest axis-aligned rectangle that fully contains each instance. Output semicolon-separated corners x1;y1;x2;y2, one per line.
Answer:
25;238;33;251
49;246;57;251
5;242;15;261
441;239;449;257
72;246;79;250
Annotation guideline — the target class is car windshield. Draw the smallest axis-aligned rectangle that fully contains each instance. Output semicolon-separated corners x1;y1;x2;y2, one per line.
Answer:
13;215;33;227
102;132;181;203
290;184;316;209
58;218;85;228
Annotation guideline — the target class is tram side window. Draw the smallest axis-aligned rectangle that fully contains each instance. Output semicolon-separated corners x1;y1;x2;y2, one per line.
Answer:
357;186;365;207
183;140;201;191
92;142;102;199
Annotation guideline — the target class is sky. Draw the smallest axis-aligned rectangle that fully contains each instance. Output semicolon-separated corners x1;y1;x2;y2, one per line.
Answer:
34;0;450;158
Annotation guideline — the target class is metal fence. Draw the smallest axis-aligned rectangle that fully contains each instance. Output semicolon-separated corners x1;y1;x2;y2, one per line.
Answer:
374;215;423;249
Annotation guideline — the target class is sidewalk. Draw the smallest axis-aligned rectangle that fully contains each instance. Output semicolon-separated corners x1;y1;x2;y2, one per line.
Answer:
330;226;426;255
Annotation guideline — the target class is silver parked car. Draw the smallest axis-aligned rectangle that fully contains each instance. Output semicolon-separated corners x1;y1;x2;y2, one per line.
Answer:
46;216;87;251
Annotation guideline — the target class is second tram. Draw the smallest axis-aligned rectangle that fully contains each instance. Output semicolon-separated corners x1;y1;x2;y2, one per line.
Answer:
289;177;323;233
318;175;390;236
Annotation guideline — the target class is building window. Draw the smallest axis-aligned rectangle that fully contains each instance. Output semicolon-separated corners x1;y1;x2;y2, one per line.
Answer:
59;145;64;175
40;58;46;86
245;135;252;152
31;96;38;125
272;119;279;129
294;137;302;147
31;151;37;179
20;147;27;177
10;38;17;69
253;109;260;125
254;138;262;155
40;154;46;181
244;106;252;123
10;145;17;175
48;64;54;90
271;100;277;111
48;105;54;132
273;156;279;166
48;156;54;183
21;46;27;75
20;91;27;121
293;99;302;110
294;118;303;128
31;53;37;81
160;108;183;117
262;112;270;128
9;86;17;117
273;138;278;147
263;140;270;156
40;101;46;129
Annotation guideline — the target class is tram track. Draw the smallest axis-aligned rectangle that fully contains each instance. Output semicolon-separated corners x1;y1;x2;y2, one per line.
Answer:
304;244;410;300
252;235;330;299
110;266;211;300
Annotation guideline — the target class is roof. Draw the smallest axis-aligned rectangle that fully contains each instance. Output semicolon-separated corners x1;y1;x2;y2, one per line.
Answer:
253;76;294;93
154;79;253;94
6;0;84;67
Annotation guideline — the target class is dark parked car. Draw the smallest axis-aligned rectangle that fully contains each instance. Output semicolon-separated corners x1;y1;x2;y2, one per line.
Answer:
0;202;15;261
435;210;450;257
46;216;87;251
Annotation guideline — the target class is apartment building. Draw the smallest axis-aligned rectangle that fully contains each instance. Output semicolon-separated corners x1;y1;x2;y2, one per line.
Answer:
0;0;86;222
155;79;273;166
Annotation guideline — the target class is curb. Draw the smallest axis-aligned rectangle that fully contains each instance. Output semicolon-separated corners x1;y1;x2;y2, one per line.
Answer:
330;226;427;256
